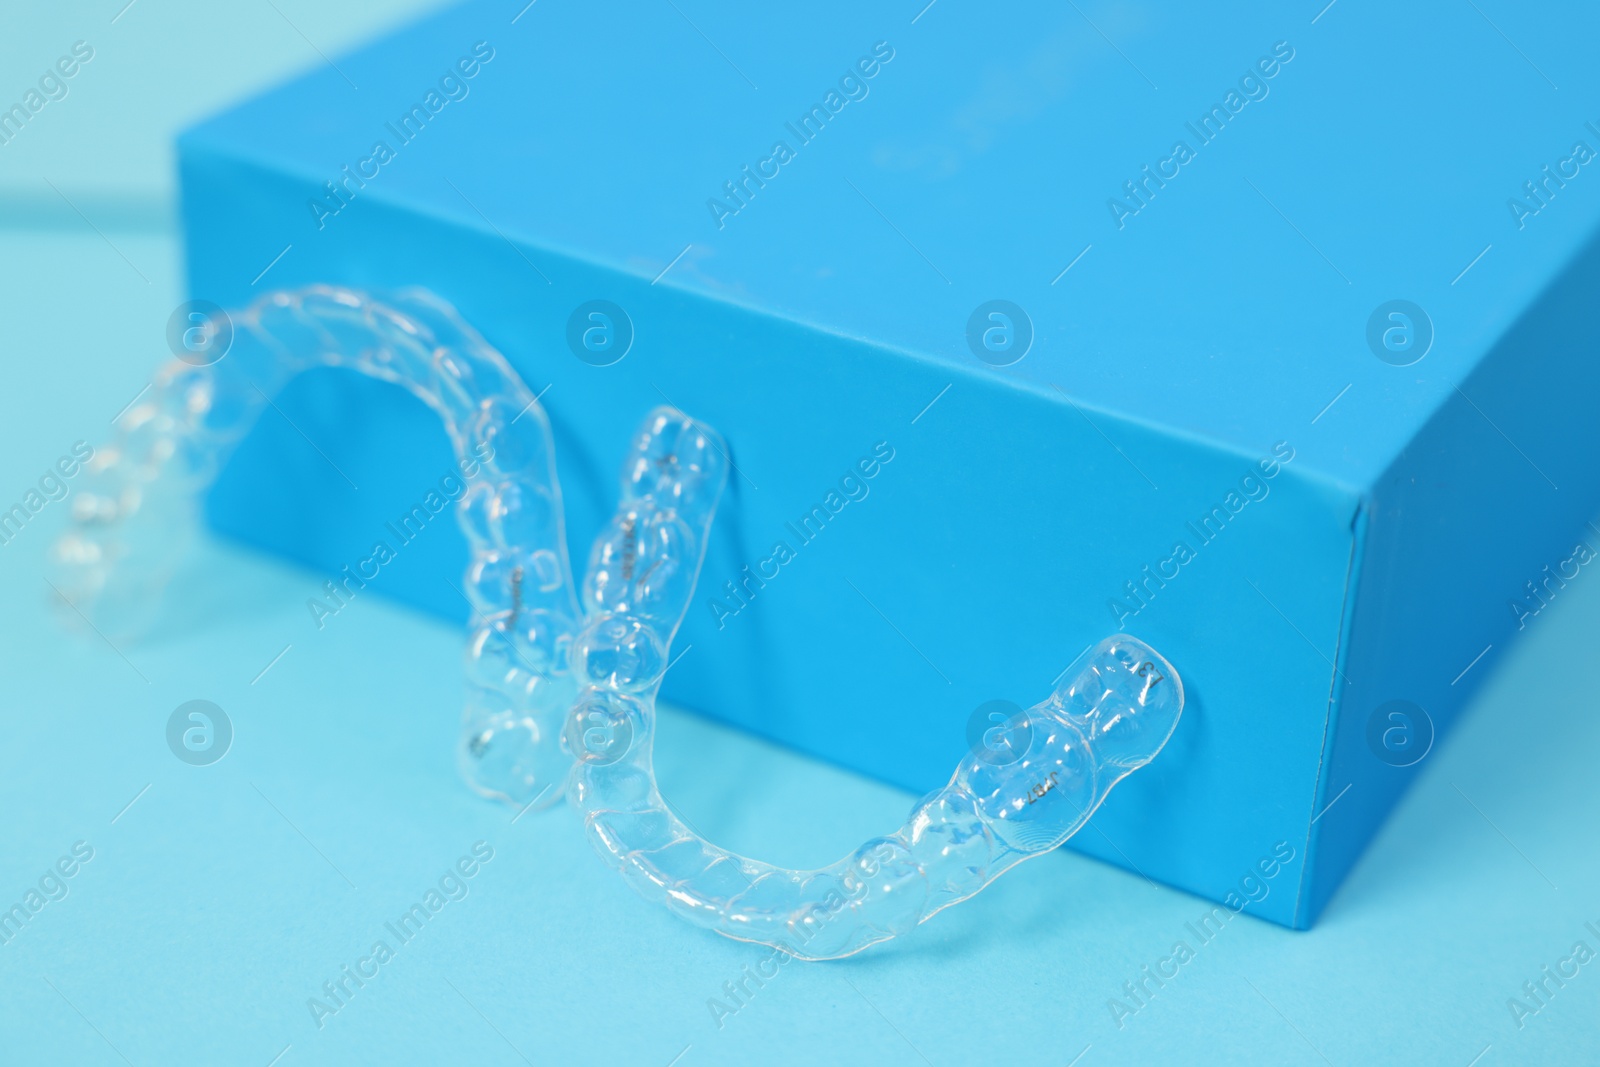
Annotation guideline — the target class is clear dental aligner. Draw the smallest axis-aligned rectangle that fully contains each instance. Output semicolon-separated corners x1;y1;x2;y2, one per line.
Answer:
50;286;583;810
55;285;1186;961
564;410;1187;960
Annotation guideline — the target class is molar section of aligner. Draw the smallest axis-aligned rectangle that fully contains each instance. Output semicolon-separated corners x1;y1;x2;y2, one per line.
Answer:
466;623;574;714
1056;635;1184;776
463;619;572;723
457;478;497;552
459;682;513;744
563;688;648;769
457;703;541;804
573;613;666;694
465;549;520;626
622;507;700;631
957;702;1099;855
459;623;565;769
465;624;525;692
505;602;576;679
485;477;562;577
583;506;657;616
624;408;727;513
460;482;575;651
461;705;578;810
587;407;727;634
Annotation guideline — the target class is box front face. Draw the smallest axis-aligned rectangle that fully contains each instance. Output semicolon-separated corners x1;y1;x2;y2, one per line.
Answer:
187;155;1360;922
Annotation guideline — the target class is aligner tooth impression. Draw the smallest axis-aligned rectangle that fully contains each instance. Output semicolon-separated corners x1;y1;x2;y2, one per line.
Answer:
56;285;1185;961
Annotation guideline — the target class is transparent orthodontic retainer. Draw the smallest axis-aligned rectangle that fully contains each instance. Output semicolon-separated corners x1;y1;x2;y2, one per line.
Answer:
56;286;1186;962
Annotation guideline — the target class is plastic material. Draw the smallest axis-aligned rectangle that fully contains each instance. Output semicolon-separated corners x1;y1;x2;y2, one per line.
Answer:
52;286;1185;959
567;410;1185;959
49;285;583;808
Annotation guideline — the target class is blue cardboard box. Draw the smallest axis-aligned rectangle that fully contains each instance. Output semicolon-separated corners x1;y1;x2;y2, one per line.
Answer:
176;0;1600;926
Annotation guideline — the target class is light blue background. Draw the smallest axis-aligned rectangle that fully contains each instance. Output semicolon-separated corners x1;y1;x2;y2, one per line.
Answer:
2;2;1598;1064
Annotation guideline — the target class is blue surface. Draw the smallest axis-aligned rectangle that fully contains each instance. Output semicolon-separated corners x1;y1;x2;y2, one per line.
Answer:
1;233;1599;1063
174;0;1600;926
3;2;1600;1064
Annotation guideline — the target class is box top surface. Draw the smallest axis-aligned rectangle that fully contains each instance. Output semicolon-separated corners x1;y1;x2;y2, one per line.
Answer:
183;0;1600;490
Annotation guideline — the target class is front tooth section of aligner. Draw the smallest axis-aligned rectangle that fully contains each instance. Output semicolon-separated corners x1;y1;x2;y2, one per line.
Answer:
719;871;811;947
661;853;767;930
957;708;1099;855
295;289;382;362
568;760;656;813
783;870;862;958
381;290;484;357
618;837;712;903
582;808;676;872
249;296;329;371
905;787;999;911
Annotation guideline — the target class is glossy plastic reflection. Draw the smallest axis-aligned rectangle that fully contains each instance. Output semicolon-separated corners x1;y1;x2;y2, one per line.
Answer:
55;286;1186;961
566;410;1185;958
50;286;582;810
